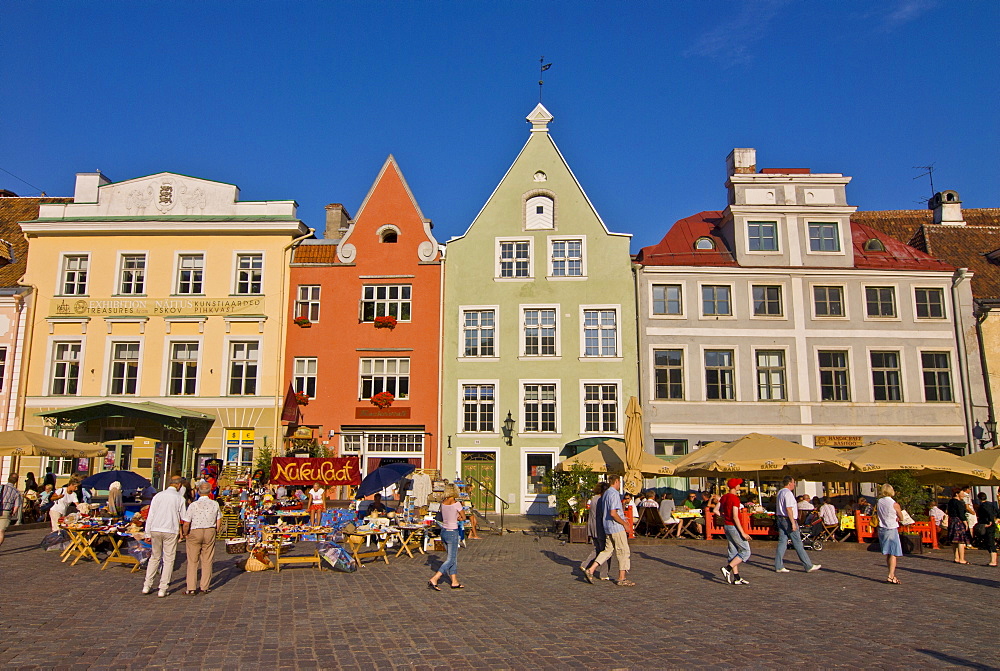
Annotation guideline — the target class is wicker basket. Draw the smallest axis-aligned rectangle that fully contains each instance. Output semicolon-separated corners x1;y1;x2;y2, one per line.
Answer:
225;538;248;554
244;548;273;572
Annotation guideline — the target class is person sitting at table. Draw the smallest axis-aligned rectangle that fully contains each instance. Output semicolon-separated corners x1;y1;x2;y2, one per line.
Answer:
817;497;838;538
658;492;681;538
275;484;287;499
683;492;703;511
640;492;659;508
796;495;815;512
307;482;326;526
366;493;389;517
38;483;55;517
856;496;873;516
928;500;948;545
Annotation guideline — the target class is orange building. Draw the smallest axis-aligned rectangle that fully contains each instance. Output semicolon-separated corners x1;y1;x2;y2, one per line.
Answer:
285;156;441;474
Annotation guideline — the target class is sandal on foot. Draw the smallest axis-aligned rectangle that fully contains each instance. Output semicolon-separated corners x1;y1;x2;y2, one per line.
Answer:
954;560;969;565
450;583;465;589
583;571;595;584
886;576;900;584
427;581;441;591
616;579;636;587
183;590;199;596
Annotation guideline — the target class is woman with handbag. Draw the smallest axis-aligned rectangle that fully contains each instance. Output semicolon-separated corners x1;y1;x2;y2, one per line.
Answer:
947;486;975;564
876;484;903;584
428;484;465;591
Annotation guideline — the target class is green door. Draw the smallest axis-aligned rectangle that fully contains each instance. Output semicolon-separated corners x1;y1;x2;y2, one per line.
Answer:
461;452;496;512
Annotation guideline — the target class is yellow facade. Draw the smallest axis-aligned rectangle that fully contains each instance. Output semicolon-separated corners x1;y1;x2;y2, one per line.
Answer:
17;172;308;486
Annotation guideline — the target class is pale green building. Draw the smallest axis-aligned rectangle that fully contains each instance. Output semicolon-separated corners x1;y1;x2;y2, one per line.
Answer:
441;105;637;515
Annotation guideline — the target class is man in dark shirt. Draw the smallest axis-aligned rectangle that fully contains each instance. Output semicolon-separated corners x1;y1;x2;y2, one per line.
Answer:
975;492;998;566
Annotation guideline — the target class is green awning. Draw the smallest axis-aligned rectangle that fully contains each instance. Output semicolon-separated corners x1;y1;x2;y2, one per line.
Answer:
561;436;618;457
36;401;214;425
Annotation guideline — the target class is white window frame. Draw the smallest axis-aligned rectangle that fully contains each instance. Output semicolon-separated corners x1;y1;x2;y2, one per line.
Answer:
749;283;786;320
46;338;85;397
519;379;560;435
650;283;685;319
102;337;144;397
547;236;587;279
232;251;265;296
173;251;206;296
866;347;905;403
579;379;622;435
295;285;321;322
912;285;948;321
746;220;780;253
358;357;410;400
360;284;412;322
697;282;736;320
57;252;91;297
457;379;500;434
702;346;738;401
520;304;560;359
862;283;901;321
579;305;622;360
114;251;148;296
224;337;262;396
806;221;846;255
293;357;318;398
458;306;499;360
754;348;788;402
809;283;849;320
495;237;534;281
162;337;203;396
521;448;558;500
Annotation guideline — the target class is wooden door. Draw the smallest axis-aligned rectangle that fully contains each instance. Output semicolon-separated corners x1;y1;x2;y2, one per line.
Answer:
461;452;496;512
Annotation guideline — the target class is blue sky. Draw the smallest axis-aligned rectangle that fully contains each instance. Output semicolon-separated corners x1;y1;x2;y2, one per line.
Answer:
2;1;997;251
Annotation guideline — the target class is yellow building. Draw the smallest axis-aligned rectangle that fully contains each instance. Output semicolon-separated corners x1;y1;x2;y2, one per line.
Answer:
17;172;310;486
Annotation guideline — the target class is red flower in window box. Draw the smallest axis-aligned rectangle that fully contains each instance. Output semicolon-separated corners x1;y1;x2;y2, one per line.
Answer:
370;392;394;408
373;315;397;330
293;316;312;327
295;392;310;405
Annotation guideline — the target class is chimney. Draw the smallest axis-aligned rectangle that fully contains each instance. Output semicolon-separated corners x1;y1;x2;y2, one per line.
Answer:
325;203;352;241
727;148;756;177
929;190;965;225
74;171;112;203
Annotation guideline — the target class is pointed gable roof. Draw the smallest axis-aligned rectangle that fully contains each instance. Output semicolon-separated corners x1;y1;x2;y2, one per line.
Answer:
335;155;439;264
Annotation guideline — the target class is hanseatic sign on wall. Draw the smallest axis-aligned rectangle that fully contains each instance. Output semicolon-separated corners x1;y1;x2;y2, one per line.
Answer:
50;297;264;317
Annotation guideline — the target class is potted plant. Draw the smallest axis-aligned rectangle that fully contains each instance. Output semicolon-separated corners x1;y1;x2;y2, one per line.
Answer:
370;391;394;408
293;316;312;328
373;315;397;330
543;464;598;541
295;392;310;406
750;512;774;527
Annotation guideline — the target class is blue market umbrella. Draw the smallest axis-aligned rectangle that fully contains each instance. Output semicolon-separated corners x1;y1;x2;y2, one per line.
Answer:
80;470;151;492
355;462;416;499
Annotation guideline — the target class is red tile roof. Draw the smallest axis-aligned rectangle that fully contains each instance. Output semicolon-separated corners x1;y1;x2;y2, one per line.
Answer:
637;210;953;272
292;243;339;264
0;197;73;286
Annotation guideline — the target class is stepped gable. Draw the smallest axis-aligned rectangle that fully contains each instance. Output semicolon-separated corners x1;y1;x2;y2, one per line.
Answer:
0;197;72;285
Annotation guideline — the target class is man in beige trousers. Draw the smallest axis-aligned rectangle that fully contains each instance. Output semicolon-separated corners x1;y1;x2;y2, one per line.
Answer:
181;481;222;595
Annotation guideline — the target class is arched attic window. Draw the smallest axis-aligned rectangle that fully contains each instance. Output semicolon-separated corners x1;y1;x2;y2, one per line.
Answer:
694;237;716;250
525;194;554;230
378;225;399;243
863;238;886;252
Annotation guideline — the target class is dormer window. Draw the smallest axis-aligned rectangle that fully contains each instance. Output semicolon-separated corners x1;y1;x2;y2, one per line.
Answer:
694;237;715;251
377;225;400;243
381;231;397;243
525;194;554;230
862;238;885;252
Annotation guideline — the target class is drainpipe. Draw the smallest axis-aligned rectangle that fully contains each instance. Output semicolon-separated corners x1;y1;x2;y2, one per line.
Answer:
952;269;976;455
974;300;997;446
276;227;315;457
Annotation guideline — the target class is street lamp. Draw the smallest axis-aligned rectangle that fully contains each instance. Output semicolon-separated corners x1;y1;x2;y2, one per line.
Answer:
501;411;516;446
987;419;998;447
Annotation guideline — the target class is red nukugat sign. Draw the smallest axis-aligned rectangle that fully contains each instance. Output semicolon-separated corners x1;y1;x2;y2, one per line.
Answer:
268;457;361;486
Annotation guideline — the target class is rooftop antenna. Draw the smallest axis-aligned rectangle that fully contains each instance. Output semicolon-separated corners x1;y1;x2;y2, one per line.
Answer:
913;164;936;198
538;57;551;102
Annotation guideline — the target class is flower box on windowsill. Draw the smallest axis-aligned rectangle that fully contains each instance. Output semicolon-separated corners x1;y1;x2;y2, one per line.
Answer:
373;316;397;330
293;317;312;328
295;392;310;406
370;392;395;408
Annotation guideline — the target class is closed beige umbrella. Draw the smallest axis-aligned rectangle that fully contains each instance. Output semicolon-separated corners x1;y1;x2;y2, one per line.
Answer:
674;433;850;478
556;439;674;477
0;430;108;458
622;397;645;494
844;439;993;484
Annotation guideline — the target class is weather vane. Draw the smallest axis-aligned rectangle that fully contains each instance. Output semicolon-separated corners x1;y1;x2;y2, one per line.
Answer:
539;57;552;102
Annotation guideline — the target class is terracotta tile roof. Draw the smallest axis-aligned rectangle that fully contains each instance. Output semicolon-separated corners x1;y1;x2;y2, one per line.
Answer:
0;197;72;287
853;208;1000;299
851;222;954;272
637;210;953;273
634;211;736;266
292;242;339;264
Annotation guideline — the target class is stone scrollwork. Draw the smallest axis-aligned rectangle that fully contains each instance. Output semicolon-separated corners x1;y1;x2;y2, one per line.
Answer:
417;240;437;262
337;243;357;263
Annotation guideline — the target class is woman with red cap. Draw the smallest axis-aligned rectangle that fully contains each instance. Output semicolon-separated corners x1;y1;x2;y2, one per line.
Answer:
719;478;751;585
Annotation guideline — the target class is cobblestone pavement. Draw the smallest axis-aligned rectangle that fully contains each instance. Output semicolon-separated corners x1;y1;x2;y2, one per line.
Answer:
2;526;999;670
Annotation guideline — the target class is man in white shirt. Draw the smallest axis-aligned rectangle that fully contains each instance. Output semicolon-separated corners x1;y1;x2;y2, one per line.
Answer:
142;476;186;597
182;482;223;594
774;476;820;573
796;495;815;511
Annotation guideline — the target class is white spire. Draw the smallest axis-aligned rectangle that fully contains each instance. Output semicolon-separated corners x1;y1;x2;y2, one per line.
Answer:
526;103;553;133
